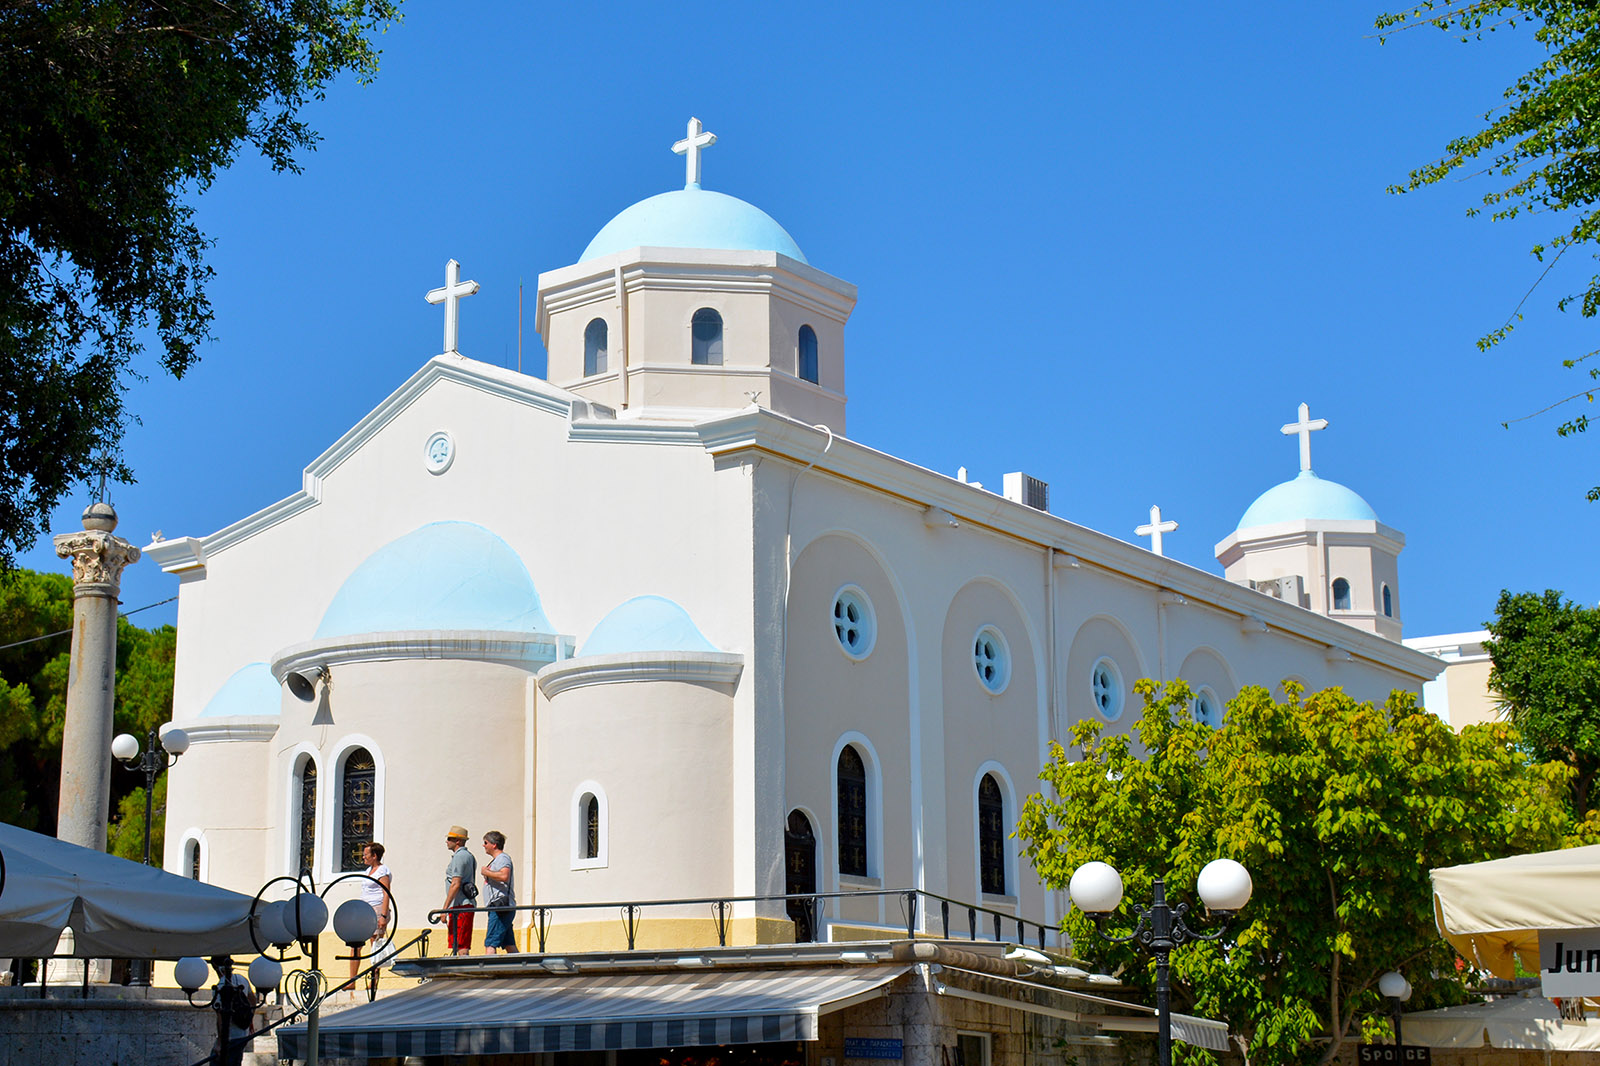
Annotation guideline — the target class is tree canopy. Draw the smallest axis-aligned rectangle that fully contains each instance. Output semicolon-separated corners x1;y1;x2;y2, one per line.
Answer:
1017;680;1575;1066
1485;588;1600;817
0;0;400;566
1378;0;1599;499
0;568;177;857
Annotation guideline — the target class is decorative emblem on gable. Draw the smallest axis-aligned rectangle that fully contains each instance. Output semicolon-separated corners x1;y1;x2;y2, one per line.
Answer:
424;430;455;475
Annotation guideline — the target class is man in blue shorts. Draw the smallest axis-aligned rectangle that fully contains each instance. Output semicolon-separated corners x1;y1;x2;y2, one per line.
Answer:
481;830;516;953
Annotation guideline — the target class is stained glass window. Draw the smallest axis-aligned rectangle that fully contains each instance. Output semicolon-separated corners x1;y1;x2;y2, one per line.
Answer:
979;774;1006;895
341;748;375;872
298;760;317;876
837;746;867;877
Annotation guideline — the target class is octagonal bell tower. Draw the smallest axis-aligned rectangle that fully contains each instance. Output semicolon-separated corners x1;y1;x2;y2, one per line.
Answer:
535;118;857;432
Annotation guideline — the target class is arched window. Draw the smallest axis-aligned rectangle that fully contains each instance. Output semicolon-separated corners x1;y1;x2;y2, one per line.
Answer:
1382;584;1393;617
297;759;317;876
584;318;608;376
339;747;376;872
185;837;201;880
583;794;600;859
1331;578;1351;611
797;325;819;384
785;810;818;942
691;308;723;365
837;746;868;877
978;774;1006;895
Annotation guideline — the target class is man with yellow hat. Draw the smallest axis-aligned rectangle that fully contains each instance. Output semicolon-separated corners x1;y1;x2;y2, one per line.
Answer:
442;825;478;956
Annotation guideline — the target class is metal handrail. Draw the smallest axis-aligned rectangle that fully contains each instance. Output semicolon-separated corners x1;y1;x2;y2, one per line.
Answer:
426;887;1061;954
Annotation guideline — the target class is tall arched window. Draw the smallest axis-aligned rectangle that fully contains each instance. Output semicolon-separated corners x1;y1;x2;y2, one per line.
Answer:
1382;584;1393;617
340;748;375;872
978;774;1006;895
797;325;819;384
837;746;867;877
785;810;818;942
185;838;201;880
583;794;600;860
1331;578;1351;611
584;318;608;376
691;308;723;365
297;760;317;876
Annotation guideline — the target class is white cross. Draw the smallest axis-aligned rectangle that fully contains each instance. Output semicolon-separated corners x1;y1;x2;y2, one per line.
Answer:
1135;505;1179;557
672;116;717;188
1280;401;1328;473
425;259;480;354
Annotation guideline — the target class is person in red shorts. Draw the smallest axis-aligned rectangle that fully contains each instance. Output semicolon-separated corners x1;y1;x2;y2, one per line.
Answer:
441;825;478;955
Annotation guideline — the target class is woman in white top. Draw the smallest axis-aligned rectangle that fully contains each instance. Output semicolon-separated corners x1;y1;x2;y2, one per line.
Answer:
351;842;393;979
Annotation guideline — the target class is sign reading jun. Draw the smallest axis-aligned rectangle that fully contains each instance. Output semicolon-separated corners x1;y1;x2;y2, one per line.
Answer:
1539;928;1600;997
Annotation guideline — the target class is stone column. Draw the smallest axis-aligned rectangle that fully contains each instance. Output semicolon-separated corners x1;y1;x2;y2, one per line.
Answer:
53;501;140;851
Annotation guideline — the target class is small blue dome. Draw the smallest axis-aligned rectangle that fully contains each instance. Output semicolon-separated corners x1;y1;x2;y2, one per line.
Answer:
199;663;281;718
1238;470;1378;530
581;596;718;656
316;522;553;638
580;188;807;264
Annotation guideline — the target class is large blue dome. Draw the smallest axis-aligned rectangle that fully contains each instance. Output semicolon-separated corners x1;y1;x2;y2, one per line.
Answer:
316;522;552;638
1237;470;1378;530
198;663;281;718
581;596;717;656
580;188;807;264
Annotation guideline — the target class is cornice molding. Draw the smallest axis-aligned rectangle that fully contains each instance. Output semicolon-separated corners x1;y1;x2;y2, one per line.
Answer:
536;651;744;699
1215;519;1406;563
272;629;575;681
180;718;280;745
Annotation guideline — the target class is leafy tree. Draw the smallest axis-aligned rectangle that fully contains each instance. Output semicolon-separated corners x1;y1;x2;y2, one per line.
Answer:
0;568;177;854
1017;680;1574;1066
1377;1;1599;499
1485;588;1600;816
0;0;401;566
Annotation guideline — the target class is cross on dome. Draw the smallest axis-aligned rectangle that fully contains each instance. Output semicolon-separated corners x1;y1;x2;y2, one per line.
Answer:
1135;505;1179;557
425;258;480;354
673;116;717;189
1280;401;1328;473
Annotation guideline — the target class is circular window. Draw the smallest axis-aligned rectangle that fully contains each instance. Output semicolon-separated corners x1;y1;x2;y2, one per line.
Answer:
832;586;875;659
972;626;1010;694
424;430;455;475
1193;688;1222;728
1090;657;1124;721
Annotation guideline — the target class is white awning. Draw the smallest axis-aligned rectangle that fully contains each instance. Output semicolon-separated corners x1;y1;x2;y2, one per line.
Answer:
934;968;1232;1052
279;964;913;1061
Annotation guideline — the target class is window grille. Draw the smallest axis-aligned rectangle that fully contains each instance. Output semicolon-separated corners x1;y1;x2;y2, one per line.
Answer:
979;774;1006;895
340;748;375;872
298;761;317;876
837;746;867;877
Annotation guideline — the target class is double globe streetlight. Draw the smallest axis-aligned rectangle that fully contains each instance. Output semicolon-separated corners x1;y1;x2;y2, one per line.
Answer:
1378;970;1413;1062
1069;858;1254;1066
111;725;189;986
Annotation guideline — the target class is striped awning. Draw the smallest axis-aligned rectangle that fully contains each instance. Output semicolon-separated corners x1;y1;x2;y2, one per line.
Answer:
278;964;913;1061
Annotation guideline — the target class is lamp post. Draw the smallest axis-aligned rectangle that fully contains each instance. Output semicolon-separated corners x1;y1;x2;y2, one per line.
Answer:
1069;858;1253;1066
174;953;282;1066
1379;970;1413;1063
111;725;188;986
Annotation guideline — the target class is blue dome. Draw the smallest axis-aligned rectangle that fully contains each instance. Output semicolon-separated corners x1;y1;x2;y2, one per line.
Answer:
580;188;807;264
1237;470;1378;529
199;663;281;718
581;596;718;656
316;522;553;638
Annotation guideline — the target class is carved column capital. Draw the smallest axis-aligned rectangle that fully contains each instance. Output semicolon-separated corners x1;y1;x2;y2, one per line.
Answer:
53;530;141;597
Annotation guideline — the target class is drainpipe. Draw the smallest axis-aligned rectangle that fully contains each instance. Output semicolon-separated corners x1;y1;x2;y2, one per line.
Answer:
615;264;630;410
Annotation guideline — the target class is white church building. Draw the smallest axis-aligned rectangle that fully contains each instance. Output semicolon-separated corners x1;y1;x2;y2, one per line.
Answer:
148;120;1442;953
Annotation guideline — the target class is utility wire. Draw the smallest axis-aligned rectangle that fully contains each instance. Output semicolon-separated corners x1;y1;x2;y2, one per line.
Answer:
0;596;179;653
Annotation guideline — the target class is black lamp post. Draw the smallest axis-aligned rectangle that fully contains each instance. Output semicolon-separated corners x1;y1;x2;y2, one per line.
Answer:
174;954;280;1066
1379;970;1413;1062
1069;858;1254;1066
111;724;189;985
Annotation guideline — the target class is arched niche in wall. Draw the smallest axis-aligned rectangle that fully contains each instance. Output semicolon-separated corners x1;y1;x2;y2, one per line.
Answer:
1063;615;1149;733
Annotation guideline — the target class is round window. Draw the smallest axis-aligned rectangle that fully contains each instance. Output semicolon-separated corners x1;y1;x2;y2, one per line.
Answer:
1090;657;1123;721
1193;688;1222;728
972;626;1010;694
832;586;875;659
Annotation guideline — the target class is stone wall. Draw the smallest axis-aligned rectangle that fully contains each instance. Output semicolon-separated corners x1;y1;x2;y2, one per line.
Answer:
0;988;218;1066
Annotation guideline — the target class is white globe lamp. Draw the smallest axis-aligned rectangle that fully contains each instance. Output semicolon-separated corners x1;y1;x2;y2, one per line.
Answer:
247;954;283;993
1069;861;1124;915
111;733;139;763
1379;970;1412;1001
333;899;379;947
174;956;210;994
255;899;294;949
1196;858;1253;913
159;725;190;755
287;892;328;940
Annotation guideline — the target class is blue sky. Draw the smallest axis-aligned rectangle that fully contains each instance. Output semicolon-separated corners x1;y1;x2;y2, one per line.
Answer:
17;3;1598;638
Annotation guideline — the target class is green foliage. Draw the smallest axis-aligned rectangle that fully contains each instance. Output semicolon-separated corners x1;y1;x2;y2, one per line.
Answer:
0;568;177;853
1377;0;1599;500
0;0;401;566
1017;679;1574;1066
1484;588;1600;815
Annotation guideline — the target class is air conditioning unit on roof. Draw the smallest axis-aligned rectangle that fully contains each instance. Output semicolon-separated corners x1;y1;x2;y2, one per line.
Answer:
1003;472;1049;512
1250;575;1305;606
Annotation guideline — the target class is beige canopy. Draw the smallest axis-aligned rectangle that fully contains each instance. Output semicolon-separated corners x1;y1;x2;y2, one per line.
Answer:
1431;845;1600;979
1401;995;1600;1051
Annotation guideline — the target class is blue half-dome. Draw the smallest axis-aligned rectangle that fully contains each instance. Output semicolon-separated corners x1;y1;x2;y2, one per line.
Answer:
581;596;718;656
316;522;552;638
199;662;281;718
1237;470;1378;530
580;188;807;264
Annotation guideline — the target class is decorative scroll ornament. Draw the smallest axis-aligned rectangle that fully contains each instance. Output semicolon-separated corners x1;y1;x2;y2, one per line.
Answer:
52;530;141;593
